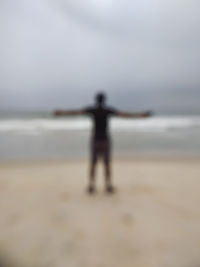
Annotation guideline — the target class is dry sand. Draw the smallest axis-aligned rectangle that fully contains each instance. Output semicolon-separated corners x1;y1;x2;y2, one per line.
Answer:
0;158;200;267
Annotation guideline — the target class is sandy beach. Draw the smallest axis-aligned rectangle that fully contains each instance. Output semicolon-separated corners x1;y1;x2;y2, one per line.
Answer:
0;157;200;267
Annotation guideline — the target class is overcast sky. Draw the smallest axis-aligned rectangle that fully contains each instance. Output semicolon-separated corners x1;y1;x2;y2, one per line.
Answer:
0;0;200;112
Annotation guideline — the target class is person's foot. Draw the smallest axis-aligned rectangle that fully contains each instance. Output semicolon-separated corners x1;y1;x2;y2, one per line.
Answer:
87;185;96;194
106;185;115;194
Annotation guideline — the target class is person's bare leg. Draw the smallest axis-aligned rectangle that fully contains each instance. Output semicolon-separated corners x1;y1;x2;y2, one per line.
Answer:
88;161;96;193
104;162;115;193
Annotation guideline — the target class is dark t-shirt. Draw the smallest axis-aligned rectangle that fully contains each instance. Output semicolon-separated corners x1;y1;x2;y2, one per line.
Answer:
84;106;117;140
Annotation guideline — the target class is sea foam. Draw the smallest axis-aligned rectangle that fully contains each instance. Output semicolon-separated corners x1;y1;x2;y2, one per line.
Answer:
0;116;200;133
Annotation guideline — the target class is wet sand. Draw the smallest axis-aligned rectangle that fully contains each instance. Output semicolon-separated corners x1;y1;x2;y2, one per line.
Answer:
0;158;200;267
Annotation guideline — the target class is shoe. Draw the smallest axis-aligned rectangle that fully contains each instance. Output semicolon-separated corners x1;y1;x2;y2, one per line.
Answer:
106;185;115;194
87;185;96;194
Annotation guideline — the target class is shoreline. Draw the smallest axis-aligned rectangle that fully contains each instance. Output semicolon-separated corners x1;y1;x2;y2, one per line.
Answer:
0;154;200;166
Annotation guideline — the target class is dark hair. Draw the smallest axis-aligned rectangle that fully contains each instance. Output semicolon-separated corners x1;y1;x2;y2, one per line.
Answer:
96;92;106;105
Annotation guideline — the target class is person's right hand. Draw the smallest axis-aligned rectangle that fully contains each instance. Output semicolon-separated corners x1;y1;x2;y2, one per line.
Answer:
54;110;63;116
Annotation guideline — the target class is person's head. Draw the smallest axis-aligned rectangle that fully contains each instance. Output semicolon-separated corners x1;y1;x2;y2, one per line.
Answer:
95;92;106;106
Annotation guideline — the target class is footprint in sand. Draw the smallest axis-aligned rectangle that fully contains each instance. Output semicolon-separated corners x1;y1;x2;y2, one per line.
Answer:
131;185;156;195
121;213;134;226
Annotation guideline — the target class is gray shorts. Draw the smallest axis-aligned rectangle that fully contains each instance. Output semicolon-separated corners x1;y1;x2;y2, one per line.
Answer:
91;139;110;164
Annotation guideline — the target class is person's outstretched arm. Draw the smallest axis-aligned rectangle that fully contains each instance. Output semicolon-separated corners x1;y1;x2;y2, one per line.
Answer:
116;110;153;118
54;109;85;116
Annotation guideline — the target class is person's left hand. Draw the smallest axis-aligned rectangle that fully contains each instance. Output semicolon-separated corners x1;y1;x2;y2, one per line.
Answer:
54;110;63;116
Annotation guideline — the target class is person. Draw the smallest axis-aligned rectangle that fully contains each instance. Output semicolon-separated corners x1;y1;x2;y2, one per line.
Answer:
54;92;152;194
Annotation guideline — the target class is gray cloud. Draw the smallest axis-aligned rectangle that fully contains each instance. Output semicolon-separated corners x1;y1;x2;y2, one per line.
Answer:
0;0;200;112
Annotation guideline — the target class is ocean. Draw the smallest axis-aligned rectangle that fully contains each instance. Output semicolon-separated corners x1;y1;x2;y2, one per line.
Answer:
0;111;200;161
